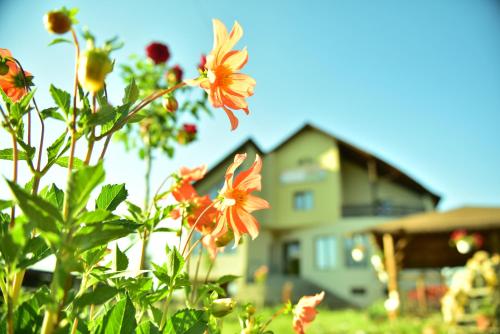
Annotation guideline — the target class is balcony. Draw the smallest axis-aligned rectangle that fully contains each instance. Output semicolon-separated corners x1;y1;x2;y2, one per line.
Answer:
342;203;425;217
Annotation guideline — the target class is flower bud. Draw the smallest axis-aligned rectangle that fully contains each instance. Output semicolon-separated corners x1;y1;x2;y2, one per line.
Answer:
44;11;72;35
78;48;113;93
167;65;183;84
162;96;178;113
210;298;236;318
245;304;256;315
146;42;170;65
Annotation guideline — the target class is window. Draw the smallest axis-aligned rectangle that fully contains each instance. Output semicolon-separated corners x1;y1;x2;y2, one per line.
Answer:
344;235;370;268
298;157;314;166
315;236;338;270
294;191;313;210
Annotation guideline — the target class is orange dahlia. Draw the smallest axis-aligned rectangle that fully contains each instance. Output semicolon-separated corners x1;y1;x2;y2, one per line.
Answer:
197;19;256;130
0;48;32;102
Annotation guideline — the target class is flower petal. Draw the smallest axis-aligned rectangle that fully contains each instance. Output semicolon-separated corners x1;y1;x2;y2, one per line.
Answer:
222;48;248;71
234;154;262;191
212;19;229;55
222;106;239;131
243;195;270;213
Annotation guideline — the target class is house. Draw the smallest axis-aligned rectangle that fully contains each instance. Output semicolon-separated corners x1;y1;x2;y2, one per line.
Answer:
193;124;440;307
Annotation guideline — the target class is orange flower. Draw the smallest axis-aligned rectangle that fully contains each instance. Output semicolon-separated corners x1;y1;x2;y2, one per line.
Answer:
172;164;207;202
212;153;270;246
293;292;325;334
201;234;219;261
197;19;256;130
0;48;31;102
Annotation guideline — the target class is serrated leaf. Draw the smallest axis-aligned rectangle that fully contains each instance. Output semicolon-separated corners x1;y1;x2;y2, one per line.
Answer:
123;79;138;104
40;107;65;121
0;148;28;160
96;184;128;212
94;296;136;334
164;309;208;334
46;132;67;164
88;105;116;127
73;219;139;250
49;84;71;115
66;162;105;220
135;321;160;334
55;156;84;169
114;243;128;271
18;236;52;268
6;180;62;236
74;284;118;308
166;246;184;280
39;184;64;211
77;209;112;224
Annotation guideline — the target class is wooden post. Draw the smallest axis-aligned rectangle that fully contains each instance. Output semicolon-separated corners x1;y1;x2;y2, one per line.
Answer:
383;233;399;320
416;272;427;315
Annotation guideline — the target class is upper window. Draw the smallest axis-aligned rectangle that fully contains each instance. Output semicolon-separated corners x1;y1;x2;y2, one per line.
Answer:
293;191;314;211
315;236;338;270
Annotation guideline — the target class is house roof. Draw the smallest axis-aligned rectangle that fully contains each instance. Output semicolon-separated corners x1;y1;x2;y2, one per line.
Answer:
197;123;440;204
367;206;500;234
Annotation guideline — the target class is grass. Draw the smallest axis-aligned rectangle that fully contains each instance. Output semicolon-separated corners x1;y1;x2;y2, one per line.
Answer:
220;308;449;334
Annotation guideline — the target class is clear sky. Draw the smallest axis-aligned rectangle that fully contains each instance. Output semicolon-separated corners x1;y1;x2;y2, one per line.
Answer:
1;0;500;210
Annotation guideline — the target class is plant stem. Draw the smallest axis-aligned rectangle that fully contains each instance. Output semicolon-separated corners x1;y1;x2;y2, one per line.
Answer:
190;243;203;304
41;27;80;334
8;133;18;228
83;95;97;165
181;202;215;257
138;140;152;271
260;306;286;332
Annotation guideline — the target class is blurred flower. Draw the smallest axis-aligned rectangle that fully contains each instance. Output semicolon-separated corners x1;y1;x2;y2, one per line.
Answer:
171;164;207;202
451;229;467;242
195;19;256;130
202;234;219;261
198;54;207;72
167;64;183;84
78;48;112;93
183;123;197;134
176;123;197;145
472;233;484;249
0;49;32;102
253;265;268;283
44;10;72;34
293;291;325;334
145;42;170;64
212;153;270;246
162;95;178;112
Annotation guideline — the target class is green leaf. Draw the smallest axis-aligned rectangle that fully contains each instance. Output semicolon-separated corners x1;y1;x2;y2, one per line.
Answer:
66;162;105;219
166;246;185;280
0;148;28;160
48;38;71;46
123;79;138;105
163;309;208;334
46;132;67;164
77;209;112;224
0;199;12;211
135;321;160;334
18;236;52;268
49;84;71;115
73;219;139;250
40;107;65;121
74;284;119;308
88;105;116;127
55;156;84;169
114;243;128;271
39;184;64;211
6;180;62;240
96;184;128;212
95;296;137;334
216;275;240;285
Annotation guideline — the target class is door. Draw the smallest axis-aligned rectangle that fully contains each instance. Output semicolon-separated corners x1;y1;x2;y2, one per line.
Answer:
283;241;300;275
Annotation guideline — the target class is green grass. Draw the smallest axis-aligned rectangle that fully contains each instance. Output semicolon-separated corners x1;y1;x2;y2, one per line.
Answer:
221;308;448;334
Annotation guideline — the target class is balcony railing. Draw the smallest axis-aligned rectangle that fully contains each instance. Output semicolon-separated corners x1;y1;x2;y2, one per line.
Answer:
342;203;425;217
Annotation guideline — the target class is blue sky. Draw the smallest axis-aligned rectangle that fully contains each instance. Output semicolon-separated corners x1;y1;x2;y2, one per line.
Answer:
1;0;500;210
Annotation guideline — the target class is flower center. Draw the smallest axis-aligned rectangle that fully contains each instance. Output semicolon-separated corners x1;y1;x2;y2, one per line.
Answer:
209;65;232;87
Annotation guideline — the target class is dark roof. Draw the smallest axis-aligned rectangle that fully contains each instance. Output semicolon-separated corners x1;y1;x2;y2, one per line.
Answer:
198;123;441;204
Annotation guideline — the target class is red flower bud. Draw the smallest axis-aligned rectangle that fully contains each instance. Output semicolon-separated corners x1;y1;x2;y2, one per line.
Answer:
183;123;197;134
145;42;170;65
198;54;207;72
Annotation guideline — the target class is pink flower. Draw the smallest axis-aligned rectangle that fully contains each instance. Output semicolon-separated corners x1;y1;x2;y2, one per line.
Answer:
145;42;170;64
293;291;325;334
